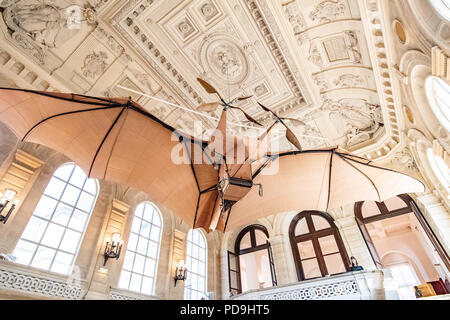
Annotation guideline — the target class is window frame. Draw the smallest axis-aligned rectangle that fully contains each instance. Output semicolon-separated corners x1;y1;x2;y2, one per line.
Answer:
425;76;450;132
184;229;207;300
118;201;163;296
13;162;99;275
289;211;350;281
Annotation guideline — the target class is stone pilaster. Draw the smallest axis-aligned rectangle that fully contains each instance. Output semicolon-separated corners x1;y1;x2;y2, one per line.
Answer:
268;235;293;286
84;199;129;300
0;149;43;252
416;192;450;255
335;216;377;271
167;229;186;299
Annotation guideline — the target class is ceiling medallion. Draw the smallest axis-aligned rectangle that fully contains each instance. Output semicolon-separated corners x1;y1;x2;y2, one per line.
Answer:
200;36;249;84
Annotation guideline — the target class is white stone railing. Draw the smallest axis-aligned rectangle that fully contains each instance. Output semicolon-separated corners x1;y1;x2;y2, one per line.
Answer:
232;270;386;300
109;287;160;300
0;260;86;300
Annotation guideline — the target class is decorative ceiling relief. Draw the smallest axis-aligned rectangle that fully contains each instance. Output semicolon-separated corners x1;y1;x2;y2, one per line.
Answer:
0;1;83;63
309;0;346;23
200;35;249;85
0;0;406;160
81;51;108;78
333;74;364;88
323;99;383;148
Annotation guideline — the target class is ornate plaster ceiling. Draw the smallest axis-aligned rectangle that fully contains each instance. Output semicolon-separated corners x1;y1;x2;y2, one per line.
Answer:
0;0;405;159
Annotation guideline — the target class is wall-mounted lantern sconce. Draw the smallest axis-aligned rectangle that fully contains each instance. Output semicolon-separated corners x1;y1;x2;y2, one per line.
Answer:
103;233;123;266
0;189;19;224
174;260;187;286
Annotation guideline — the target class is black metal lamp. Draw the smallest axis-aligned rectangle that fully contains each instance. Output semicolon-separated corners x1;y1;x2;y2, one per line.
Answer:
103;233;123;266
0;189;19;224
174;260;187;286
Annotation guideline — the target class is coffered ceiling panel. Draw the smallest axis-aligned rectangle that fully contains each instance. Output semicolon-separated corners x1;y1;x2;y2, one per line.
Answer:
0;0;405;156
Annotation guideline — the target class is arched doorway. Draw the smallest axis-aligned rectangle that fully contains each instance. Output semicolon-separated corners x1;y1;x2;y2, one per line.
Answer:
355;194;450;297
227;225;277;295
289;211;350;281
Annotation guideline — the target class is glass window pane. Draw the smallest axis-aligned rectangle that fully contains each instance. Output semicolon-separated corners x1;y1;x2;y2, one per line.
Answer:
146;240;158;259
297;240;316;260
318;235;339;255
118;270;131;289
51;251;74;274
131;217;141;234
33;196;58;220
152;211;161;227
141;276;153;295
21;217;48;243
136;237;148;255
133;254;145;274
384;196;407;211
31;246;56;270
51;203;73;226
68;210;88;232
83;179;97;195
144;258;155;277
40;223;65;248
254;229;267;246
134;203;144;218
295;217;309;236
312;215;331;231
127;233;138;252
140;220;151;238
59;230;81;253
324;253;345;275
60;185;81;206
122;251;135;271
53;164;74;181
362;201;381;218
302;258;321;279
149;226;160;241
69;166;87;188
76;192;94;213
44;177;66;199
143;204;153;222
129;273;142;292
13;240;37;265
240;232;251;250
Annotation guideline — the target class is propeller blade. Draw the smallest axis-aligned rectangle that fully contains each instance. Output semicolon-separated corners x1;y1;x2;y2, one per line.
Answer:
258;121;277;141
229;106;262;126
197;78;222;98
282;117;306;126
237;95;252;101
239;109;263;126
284;125;302;151
257;102;272;113
197;102;220;112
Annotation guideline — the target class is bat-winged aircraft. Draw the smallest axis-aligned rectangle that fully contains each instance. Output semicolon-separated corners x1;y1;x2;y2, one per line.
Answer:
0;82;424;232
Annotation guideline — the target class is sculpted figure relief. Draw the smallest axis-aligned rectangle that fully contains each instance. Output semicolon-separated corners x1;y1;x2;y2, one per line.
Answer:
1;0;80;62
324;99;383;147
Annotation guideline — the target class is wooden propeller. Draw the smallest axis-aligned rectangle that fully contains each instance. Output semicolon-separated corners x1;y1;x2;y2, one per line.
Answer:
196;78;261;126
257;102;304;151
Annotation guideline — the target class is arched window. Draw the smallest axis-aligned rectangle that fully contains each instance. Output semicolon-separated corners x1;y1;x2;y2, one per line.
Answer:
425;76;450;132
426;144;450;196
430;0;450;21
228;225;276;294
184;229;207;300
13;163;98;275
118;202;162;295
289;211;349;281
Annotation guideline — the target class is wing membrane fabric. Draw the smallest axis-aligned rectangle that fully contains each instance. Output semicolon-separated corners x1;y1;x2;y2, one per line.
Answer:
226;149;425;230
